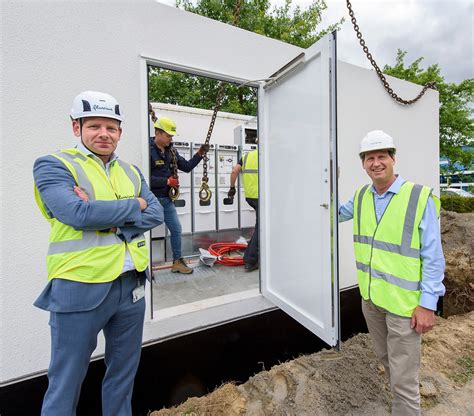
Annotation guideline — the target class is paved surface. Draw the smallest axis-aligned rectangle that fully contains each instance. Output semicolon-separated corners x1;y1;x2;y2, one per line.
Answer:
152;261;259;310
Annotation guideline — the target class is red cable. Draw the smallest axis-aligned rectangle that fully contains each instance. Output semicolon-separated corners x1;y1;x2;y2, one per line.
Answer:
208;242;247;266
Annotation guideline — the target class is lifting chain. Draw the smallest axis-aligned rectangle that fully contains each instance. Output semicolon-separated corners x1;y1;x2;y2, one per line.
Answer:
149;104;180;201
199;82;226;203
199;0;243;203
346;0;436;105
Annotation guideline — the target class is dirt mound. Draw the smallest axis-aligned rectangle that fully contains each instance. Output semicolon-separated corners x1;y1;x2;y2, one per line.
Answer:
151;212;474;415
441;211;474;316
151;312;474;415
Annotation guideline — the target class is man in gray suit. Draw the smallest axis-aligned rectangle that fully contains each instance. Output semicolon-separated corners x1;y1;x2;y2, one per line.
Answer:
33;91;163;415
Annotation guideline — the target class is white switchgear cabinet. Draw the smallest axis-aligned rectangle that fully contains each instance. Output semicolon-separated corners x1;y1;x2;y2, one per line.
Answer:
216;145;239;230
234;125;258;146
192;143;217;232
150;142;193;238
173;142;193;234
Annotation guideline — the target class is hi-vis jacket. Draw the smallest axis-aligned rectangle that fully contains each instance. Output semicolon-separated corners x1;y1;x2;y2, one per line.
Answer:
242;150;258;199
353;181;440;317
34;148;149;283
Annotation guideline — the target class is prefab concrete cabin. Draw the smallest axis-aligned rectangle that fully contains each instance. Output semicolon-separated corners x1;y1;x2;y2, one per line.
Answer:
1;0;439;411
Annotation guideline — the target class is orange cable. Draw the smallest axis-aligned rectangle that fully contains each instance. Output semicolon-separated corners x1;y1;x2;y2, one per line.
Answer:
208;242;247;266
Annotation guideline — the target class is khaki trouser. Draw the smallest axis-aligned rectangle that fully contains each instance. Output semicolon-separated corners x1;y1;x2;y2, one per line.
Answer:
362;299;421;416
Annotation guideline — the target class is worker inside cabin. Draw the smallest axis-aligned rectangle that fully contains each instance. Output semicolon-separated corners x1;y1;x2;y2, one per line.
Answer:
228;143;259;272
33;91;163;415
339;130;445;416
149;113;209;274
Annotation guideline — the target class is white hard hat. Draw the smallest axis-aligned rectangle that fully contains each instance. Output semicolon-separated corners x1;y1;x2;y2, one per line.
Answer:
70;91;122;122
359;130;396;155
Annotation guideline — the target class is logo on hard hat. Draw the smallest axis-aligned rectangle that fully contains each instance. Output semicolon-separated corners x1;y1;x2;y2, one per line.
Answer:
93;104;113;112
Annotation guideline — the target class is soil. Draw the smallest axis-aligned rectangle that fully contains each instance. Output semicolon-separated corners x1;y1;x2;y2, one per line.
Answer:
441;211;474;316
150;211;474;416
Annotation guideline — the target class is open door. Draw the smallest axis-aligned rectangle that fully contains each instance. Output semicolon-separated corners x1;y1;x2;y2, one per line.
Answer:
259;32;339;347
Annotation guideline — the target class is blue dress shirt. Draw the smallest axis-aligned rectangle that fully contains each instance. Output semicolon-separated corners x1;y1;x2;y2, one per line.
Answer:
339;175;445;311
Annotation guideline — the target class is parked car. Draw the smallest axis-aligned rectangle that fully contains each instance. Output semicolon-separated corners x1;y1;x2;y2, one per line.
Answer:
441;187;474;197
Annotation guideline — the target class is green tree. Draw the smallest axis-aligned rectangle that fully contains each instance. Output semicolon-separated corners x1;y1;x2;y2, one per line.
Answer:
383;50;474;173
149;0;342;116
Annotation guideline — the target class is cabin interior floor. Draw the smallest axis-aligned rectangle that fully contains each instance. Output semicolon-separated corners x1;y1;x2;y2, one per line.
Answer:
151;259;259;311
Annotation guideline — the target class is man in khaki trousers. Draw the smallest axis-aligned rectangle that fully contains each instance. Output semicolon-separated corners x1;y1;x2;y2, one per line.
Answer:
339;130;445;415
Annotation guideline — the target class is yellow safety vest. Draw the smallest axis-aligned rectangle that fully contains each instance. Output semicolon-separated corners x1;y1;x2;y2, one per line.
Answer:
34;148;149;283
242;150;258;199
353;181;439;317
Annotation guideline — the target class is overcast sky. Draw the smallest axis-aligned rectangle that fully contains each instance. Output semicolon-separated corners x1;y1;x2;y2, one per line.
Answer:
158;0;473;84
316;0;473;84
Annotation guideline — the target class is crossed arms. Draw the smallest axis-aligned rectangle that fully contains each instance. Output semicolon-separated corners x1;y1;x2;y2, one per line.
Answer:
34;156;163;242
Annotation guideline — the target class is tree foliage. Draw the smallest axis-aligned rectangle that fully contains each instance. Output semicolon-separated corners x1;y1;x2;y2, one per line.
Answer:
149;0;342;116
383;50;474;172
177;0;340;48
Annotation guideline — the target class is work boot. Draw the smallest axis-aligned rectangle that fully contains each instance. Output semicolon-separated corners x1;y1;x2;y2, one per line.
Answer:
171;258;193;274
244;263;259;272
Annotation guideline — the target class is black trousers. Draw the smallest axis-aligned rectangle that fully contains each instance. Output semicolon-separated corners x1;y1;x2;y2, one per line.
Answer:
244;198;259;266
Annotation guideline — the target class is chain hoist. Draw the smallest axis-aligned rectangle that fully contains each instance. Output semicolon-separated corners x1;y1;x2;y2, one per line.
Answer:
149;104;180;201
199;82;226;203
199;0;243;204
346;0;436;105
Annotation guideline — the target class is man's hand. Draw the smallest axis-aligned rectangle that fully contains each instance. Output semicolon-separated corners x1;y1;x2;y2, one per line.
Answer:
228;186;236;198
137;197;148;211
197;144;210;156
411;306;436;334
167;176;180;188
74;186;89;202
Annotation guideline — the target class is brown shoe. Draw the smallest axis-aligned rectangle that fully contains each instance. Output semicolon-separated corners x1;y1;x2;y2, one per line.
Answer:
171;258;193;274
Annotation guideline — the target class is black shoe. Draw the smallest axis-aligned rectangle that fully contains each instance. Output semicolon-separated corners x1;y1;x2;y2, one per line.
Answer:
244;263;259;272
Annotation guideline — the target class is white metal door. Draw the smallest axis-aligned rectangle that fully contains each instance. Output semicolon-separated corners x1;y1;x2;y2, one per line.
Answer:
259;33;339;346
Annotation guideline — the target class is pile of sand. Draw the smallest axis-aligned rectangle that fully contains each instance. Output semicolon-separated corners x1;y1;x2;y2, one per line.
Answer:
151;212;474;415
151;312;473;415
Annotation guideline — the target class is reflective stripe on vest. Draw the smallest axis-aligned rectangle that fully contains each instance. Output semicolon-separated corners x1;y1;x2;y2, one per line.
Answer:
353;181;435;317
51;151;142;202
355;262;421;291
48;232;119;255
35;148;148;283
354;183;423;259
242;150;258;199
